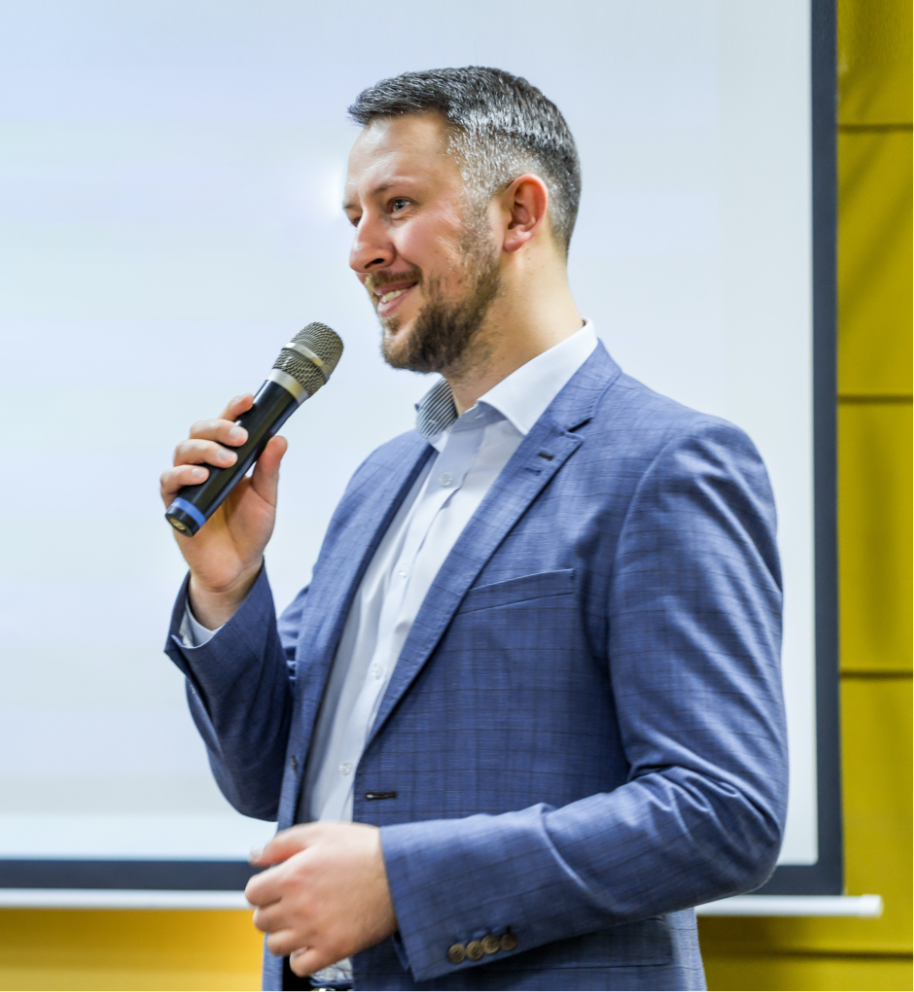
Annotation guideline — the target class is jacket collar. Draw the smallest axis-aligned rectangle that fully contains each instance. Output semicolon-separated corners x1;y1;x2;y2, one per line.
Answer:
415;321;599;442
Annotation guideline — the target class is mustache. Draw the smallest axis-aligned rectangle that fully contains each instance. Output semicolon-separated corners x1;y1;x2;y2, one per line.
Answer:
364;268;423;296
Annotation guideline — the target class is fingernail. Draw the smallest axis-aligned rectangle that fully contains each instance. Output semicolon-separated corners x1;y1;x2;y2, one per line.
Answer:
191;467;207;480
229;427;246;442
249;846;263;863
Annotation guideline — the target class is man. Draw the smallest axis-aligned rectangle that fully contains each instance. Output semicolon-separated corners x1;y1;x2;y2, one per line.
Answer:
162;68;787;992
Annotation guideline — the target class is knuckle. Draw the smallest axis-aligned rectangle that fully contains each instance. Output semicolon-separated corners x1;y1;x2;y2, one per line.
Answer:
266;933;287;955
173;440;198;465
191;418;221;438
290;956;311;977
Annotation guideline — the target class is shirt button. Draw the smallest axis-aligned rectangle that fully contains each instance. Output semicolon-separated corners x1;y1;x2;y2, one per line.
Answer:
447;944;466;964
500;931;518;952
339;761;353;775
397;568;409;578
481;934;500;955
439;472;453;487
370;663;383;680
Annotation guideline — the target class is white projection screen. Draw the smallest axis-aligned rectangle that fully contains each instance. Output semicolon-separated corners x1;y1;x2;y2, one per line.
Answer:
0;0;840;897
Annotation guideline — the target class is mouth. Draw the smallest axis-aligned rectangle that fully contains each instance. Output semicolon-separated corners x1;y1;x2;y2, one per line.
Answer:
369;275;420;319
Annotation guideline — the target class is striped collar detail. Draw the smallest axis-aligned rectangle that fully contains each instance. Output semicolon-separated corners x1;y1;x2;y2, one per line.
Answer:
415;376;458;440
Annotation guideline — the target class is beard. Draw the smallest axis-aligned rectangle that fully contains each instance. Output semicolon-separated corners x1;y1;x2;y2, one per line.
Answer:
378;228;502;376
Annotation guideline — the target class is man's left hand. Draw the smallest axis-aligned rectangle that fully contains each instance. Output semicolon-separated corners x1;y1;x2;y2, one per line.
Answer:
246;822;398;977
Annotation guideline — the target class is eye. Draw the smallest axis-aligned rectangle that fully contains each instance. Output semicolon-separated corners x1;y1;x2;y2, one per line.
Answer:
346;213;361;228
389;198;411;213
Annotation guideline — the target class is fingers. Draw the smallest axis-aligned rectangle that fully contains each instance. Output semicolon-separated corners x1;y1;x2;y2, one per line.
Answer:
266;929;318;960
246;821;391;977
250;436;288;505
245;827;315;909
251;899;287;934
289;947;326;977
160;438;240;503
245;863;285;908
176;427;247;466
265;928;311;960
176;394;254;468
250;824;314;867
219;393;254;421
160;463;211;505
161;396;255;506
255;435;288;476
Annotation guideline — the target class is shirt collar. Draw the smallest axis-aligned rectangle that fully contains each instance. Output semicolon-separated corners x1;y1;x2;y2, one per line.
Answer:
415;321;598;440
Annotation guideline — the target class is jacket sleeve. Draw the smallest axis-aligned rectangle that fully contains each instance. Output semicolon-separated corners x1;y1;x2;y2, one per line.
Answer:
164;565;307;820
380;421;788;981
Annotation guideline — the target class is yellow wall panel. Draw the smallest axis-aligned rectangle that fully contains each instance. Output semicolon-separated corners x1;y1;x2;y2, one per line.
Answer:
838;402;912;672
0;965;260;992
841;676;913;938
0;909;261;992
838;0;913;125
837;131;912;397
699;676;912;962
705;952;912;992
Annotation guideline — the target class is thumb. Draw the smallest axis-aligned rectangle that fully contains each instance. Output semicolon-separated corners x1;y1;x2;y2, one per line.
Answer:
249;823;314;866
250;435;288;504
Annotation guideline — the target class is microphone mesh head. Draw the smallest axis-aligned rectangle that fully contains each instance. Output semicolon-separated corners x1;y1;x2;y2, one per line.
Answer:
272;322;344;397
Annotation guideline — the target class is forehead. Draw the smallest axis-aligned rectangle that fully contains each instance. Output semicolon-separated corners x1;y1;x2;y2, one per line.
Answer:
344;113;461;200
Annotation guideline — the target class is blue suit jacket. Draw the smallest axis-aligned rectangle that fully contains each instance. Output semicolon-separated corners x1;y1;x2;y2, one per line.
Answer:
166;344;787;991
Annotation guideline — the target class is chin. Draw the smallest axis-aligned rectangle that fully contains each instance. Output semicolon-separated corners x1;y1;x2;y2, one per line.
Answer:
380;320;415;369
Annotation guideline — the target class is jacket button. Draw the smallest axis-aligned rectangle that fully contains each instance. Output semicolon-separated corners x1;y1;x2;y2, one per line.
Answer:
500;931;518;952
481;934;500;954
447;944;466;964
466;940;484;961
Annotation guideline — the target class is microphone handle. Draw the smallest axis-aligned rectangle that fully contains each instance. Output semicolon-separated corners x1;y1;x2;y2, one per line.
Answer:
165;378;299;537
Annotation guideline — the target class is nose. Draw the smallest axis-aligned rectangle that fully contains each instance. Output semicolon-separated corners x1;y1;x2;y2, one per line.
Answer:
349;213;395;275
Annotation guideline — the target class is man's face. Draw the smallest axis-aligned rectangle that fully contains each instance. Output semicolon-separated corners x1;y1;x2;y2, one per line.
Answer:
344;113;501;374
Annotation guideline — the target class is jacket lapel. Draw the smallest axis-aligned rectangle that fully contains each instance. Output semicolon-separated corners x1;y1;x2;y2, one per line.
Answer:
293;435;434;743
365;344;620;749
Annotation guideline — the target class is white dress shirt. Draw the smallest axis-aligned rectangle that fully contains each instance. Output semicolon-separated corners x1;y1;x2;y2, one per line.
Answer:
181;322;596;983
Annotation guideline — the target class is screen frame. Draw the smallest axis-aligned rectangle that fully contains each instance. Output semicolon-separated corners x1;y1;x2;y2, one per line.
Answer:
0;0;843;897
754;0;843;897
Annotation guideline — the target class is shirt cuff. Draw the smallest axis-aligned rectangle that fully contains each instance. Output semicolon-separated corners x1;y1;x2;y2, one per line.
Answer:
179;605;223;647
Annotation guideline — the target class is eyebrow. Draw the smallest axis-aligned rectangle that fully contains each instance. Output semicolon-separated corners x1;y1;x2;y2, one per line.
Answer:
342;179;414;211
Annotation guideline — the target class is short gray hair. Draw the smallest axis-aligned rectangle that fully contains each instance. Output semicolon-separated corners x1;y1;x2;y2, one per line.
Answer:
348;67;581;256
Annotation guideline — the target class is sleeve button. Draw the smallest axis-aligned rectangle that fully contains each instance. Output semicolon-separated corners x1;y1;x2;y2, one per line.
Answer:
481;934;500;954
447;943;466;964
466;940;484;961
500;931;518;952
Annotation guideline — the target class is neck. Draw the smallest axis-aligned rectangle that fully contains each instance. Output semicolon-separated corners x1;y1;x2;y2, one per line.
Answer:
444;265;583;414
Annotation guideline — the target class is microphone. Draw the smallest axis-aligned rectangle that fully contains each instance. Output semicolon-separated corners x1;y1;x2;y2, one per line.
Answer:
165;321;343;537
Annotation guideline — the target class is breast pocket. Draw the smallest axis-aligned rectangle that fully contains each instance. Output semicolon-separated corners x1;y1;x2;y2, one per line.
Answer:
458;568;576;614
448;569;581;677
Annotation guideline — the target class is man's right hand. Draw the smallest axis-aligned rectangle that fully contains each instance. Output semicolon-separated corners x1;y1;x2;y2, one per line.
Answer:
160;393;288;629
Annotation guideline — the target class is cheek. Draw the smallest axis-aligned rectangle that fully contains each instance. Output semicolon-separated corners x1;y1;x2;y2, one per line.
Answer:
397;212;465;272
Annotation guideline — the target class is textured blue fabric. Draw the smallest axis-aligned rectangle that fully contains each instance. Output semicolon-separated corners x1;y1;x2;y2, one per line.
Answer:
165;344;787;991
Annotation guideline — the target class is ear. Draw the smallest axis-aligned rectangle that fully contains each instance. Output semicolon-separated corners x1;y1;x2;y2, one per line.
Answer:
501;174;550;253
